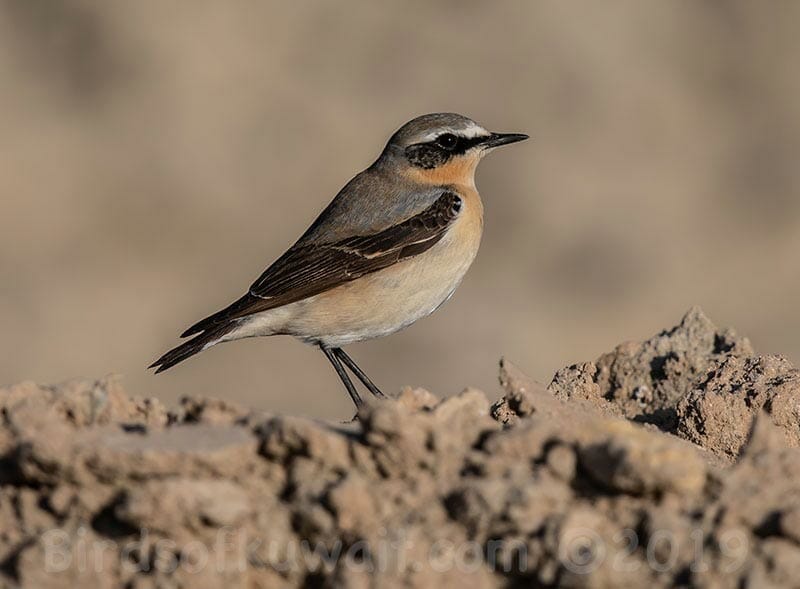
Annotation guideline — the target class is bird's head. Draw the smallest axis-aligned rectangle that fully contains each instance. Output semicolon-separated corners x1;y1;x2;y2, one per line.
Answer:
380;113;528;187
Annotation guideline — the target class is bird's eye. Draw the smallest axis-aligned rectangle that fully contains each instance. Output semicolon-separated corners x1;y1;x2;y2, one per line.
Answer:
435;133;458;150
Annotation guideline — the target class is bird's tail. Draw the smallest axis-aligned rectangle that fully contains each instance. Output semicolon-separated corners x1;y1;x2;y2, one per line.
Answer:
149;324;232;374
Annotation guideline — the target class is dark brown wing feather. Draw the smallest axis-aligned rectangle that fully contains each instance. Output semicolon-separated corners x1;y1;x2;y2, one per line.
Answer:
180;191;462;337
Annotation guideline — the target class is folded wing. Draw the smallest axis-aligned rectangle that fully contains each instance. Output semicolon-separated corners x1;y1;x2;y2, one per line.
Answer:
180;191;463;337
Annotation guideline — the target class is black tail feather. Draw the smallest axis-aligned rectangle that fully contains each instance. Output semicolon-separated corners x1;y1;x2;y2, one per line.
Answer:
180;294;251;338
180;312;224;339
149;325;230;373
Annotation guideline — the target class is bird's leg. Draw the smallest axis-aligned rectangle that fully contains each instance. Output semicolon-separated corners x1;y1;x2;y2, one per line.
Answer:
333;348;387;399
320;345;363;408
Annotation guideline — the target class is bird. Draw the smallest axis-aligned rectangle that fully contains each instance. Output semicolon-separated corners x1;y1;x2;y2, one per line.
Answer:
150;113;528;408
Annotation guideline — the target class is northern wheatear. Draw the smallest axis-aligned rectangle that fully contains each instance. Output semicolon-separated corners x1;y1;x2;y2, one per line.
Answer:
150;113;527;407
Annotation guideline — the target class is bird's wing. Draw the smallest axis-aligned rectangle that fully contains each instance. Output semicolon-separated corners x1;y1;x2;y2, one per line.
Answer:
180;190;462;336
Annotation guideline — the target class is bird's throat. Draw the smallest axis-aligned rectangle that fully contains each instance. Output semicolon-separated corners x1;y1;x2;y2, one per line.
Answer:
404;153;480;189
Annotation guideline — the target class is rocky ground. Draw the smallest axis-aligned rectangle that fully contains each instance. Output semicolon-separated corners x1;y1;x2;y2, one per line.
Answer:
1;308;799;588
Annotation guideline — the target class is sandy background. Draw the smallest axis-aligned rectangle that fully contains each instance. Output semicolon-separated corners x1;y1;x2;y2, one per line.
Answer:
1;2;799;418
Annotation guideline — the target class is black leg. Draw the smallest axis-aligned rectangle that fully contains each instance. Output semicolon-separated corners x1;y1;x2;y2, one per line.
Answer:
333;348;387;399
320;345;363;408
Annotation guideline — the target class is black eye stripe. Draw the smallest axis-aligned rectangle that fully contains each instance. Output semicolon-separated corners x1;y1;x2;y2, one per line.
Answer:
412;134;487;154
404;133;490;168
454;135;489;152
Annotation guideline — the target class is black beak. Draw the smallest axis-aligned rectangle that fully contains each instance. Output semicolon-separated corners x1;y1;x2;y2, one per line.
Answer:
480;132;529;149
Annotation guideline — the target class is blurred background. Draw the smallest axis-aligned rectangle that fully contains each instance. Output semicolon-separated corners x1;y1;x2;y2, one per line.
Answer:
1;2;799;418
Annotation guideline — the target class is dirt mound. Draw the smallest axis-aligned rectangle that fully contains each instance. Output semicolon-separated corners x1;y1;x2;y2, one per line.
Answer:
1;309;800;588
539;307;800;463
